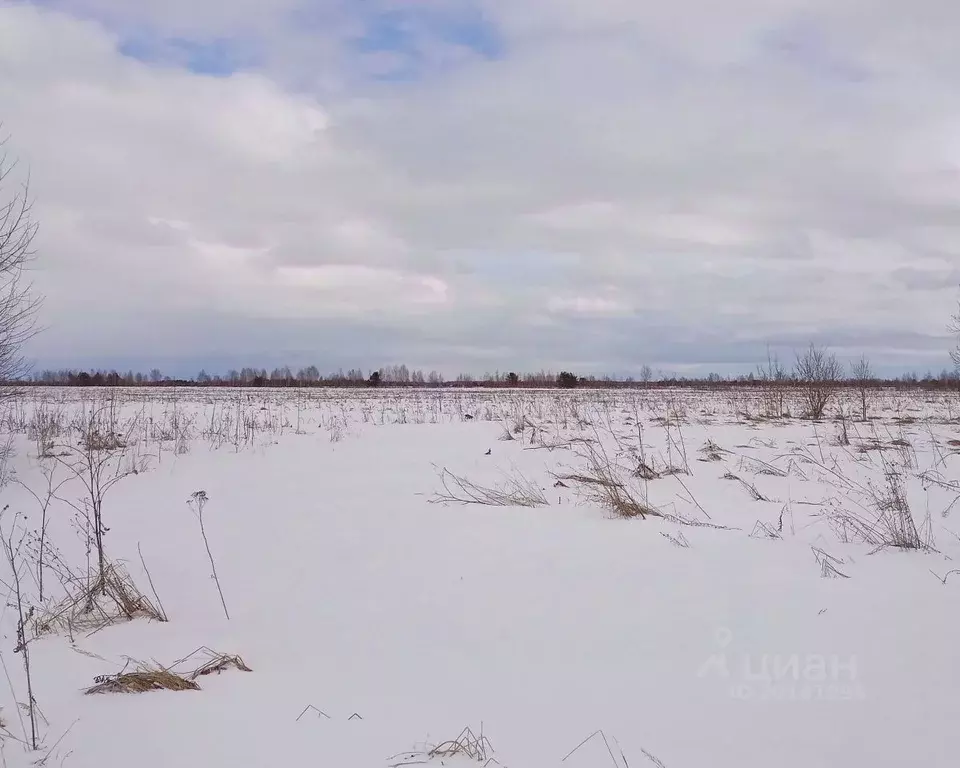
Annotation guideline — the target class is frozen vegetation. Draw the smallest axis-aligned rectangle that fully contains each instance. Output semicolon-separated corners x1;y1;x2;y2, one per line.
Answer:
0;385;956;766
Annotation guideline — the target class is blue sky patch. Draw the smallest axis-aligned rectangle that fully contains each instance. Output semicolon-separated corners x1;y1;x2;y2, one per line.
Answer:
349;4;504;80
118;33;259;76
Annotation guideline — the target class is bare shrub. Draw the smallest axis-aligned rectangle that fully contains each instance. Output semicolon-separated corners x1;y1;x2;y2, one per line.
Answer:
794;343;843;419
52;406;148;585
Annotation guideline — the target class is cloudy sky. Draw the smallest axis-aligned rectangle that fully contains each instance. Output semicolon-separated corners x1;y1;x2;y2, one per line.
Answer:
1;0;959;378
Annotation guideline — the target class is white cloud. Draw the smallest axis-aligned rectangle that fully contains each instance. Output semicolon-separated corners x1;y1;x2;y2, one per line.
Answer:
2;1;960;375
547;294;632;318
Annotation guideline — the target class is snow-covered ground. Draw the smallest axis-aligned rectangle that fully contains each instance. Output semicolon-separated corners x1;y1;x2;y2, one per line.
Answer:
0;386;957;767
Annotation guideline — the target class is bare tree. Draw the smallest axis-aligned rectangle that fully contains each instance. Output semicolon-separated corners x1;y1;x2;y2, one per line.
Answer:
639;364;654;384
850;355;873;421
0;133;41;389
794;343;843;419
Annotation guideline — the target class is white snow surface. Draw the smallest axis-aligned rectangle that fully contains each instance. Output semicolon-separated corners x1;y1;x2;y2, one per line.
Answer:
0;386;957;767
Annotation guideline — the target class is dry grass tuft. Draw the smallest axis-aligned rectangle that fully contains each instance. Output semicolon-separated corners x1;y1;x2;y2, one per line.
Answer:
85;647;252;696
553;472;620;489
849;468;927;550
33;561;167;638
659;465;688;477
429;726;495;762
724;473;771;502
749;521;782;540
635;460;662;480
661;530;691;548
558;443;663;520
812;547;850;579
430;466;548;508
389;725;497;767
737;455;787;477
172;646;253;680
794;447;932;552
85;662;199;695
81;430;127;452
698;439;727;462
856;437;894;454
190;653;252;679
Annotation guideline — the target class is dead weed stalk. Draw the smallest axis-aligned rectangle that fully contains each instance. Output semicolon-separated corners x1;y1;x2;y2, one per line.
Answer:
431;466;548;508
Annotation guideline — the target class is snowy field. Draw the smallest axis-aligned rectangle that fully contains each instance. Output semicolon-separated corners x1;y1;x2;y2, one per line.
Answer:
0;385;957;767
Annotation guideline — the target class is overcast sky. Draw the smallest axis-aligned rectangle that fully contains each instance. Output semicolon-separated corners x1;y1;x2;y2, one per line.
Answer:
2;0;959;378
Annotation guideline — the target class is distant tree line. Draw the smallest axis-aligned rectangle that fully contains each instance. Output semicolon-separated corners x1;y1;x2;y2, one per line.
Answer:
12;354;960;390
